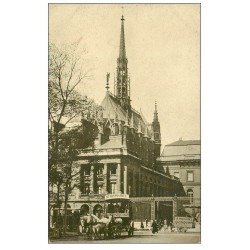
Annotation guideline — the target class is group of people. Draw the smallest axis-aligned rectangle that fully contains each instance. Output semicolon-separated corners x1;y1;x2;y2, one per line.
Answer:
139;218;158;233
51;211;81;231
139;218;174;233
107;203;129;213
52;210;177;237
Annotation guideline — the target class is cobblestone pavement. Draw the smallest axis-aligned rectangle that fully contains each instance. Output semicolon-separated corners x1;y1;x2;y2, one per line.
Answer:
50;231;200;244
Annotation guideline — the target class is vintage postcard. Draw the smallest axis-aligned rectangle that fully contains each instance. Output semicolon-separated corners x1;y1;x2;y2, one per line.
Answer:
48;3;200;243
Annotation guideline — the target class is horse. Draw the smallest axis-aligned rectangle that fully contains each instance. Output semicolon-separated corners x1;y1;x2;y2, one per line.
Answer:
106;217;123;238
79;215;94;238
91;222;108;239
114;218;123;237
83;215;124;240
90;216;112;240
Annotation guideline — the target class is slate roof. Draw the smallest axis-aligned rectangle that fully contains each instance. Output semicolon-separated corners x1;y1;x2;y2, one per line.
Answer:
101;91;150;135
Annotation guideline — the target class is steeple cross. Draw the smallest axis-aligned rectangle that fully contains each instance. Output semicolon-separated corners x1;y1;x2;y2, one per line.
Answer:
121;7;125;21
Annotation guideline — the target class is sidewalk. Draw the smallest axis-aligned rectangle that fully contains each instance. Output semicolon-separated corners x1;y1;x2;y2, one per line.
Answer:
134;229;200;236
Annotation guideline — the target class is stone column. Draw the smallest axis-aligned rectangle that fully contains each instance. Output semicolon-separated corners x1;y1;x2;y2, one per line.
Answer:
173;196;178;220
89;204;94;215
156;201;159;220
116;163;121;194
90;165;94;193
123;165;128;194
139;172;141;197
103;163;108;194
151;199;156;221
133;172;136;196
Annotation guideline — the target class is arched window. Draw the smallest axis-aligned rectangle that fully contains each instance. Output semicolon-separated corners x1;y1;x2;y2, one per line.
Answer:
187;189;194;203
93;204;103;217
80;204;89;216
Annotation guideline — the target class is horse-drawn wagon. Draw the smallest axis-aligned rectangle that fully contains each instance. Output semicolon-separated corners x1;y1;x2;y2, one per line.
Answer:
104;194;134;238
81;194;134;240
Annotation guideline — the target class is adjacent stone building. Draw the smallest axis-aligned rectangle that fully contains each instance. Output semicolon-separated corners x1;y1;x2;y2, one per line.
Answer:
158;139;200;206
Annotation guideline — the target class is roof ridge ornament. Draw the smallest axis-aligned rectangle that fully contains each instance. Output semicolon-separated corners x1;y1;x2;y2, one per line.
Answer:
106;72;110;91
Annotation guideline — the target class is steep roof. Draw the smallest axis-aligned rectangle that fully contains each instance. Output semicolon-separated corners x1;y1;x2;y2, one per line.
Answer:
101;91;150;134
101;92;126;121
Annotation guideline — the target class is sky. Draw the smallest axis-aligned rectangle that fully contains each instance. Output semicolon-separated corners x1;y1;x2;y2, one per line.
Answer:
49;4;200;147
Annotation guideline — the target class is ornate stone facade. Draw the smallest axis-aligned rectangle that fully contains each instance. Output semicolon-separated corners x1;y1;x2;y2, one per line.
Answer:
67;15;185;215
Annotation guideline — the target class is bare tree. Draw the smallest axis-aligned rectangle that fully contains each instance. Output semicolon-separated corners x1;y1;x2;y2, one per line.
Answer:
48;42;100;236
48;42;93;133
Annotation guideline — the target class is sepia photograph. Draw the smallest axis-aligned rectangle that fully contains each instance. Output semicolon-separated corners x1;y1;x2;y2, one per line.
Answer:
48;3;200;244
4;0;250;249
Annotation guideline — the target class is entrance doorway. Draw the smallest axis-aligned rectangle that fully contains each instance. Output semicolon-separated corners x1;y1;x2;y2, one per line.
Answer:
157;201;173;225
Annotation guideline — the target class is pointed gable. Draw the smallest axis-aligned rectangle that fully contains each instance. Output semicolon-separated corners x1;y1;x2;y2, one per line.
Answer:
100;92;150;134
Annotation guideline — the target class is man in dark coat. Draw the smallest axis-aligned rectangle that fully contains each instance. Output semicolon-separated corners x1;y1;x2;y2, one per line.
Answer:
151;220;158;234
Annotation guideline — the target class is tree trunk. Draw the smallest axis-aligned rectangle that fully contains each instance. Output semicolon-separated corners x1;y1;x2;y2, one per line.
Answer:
48;183;51;235
63;184;69;235
56;183;61;237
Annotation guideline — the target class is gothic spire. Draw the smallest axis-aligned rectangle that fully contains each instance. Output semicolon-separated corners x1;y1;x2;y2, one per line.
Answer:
116;15;130;109
119;15;126;60
152;100;161;157
154;100;159;122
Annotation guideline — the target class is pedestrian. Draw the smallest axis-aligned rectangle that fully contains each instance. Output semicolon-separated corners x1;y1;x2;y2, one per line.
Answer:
151;220;158;234
130;220;134;236
57;212;63;237
169;221;173;232
163;219;167;231
68;212;73;231
145;218;148;228
141;220;144;229
79;215;84;235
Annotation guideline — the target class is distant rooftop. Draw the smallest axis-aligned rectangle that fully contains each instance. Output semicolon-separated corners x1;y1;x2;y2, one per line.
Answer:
159;139;200;162
167;139;200;146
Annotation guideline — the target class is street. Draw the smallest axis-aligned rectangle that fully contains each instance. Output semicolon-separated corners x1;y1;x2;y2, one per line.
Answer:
50;231;200;244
